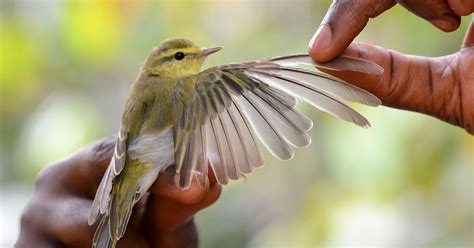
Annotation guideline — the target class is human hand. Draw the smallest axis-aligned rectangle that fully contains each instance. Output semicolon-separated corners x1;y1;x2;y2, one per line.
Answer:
308;1;473;134
15;136;221;248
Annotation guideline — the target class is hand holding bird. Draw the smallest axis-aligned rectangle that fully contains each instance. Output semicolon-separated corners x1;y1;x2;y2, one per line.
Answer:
15;136;221;248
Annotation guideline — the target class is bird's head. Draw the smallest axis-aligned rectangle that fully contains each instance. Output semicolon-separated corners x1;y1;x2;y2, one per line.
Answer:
143;38;222;78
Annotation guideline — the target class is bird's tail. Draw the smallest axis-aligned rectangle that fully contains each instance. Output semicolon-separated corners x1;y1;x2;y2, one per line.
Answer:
90;129;174;248
92;214;113;248
92;174;140;248
91;157;165;248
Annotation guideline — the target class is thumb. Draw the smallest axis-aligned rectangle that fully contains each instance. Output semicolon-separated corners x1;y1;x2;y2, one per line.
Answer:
308;0;395;62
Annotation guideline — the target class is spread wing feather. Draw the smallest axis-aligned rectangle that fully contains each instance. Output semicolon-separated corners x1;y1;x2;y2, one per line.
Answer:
253;65;381;106
194;125;208;187
267;53;384;74
173;54;382;188
205;119;229;185
247;69;371;127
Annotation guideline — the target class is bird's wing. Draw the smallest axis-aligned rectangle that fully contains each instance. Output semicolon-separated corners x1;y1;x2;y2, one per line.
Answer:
266;53;384;74
88;128;128;225
173;54;382;189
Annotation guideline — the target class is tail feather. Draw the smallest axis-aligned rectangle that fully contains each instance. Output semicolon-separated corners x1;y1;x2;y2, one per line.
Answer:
89;164;114;226
91;129;174;247
92;181;139;248
92;214;113;248
114;183;138;239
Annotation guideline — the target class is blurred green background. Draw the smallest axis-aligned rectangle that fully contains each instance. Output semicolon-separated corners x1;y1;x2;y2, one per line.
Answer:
0;0;473;247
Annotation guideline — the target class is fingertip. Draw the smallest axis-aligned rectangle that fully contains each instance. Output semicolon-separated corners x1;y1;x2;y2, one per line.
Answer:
175;176;210;205
309;0;386;62
151;168;210;205
208;182;222;203
430;18;461;32
308;24;335;62
198;182;222;208
309;24;354;63
173;181;210;205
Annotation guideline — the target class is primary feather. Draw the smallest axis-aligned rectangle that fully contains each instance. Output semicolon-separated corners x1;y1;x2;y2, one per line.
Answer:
89;38;382;248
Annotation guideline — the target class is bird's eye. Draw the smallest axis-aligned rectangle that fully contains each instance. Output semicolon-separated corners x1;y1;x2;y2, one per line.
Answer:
174;52;185;60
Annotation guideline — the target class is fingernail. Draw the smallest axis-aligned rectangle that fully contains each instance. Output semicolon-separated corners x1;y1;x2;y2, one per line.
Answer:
309;24;332;51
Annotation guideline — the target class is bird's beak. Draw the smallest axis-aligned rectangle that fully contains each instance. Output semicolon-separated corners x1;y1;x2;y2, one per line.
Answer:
199;46;223;57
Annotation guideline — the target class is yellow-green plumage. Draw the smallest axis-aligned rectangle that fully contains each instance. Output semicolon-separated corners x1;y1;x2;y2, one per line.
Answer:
90;39;210;248
89;38;383;248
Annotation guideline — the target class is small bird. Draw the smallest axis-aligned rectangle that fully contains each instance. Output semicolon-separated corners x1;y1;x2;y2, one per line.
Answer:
88;38;383;247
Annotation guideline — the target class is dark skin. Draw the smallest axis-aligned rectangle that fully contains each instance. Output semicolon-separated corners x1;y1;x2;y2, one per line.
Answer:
15;136;221;248
309;0;474;135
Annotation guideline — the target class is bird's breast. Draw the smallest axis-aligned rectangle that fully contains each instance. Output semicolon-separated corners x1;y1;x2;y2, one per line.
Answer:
127;128;175;169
